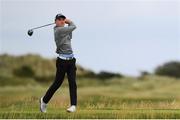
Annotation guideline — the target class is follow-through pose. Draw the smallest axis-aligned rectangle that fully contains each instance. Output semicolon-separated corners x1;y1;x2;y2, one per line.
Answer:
40;13;77;113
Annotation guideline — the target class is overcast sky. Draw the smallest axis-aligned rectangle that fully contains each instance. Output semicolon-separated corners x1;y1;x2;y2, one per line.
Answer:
0;0;180;76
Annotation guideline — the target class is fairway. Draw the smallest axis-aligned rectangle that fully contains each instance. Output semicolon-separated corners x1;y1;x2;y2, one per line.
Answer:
1;109;180;119
0;76;180;119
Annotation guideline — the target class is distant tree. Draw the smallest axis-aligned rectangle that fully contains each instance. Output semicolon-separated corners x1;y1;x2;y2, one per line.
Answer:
140;71;150;76
155;61;180;78
83;71;96;78
138;71;150;80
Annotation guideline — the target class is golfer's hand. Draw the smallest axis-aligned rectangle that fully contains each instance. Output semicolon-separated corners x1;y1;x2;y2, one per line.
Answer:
65;19;71;24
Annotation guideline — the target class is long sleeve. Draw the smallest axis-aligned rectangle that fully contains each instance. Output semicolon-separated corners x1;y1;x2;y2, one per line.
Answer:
55;21;76;36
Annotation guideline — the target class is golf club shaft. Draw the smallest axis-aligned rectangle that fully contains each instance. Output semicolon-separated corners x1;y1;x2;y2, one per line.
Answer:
30;23;55;30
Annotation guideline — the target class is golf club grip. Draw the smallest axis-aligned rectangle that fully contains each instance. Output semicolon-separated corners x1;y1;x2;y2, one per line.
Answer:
31;23;55;30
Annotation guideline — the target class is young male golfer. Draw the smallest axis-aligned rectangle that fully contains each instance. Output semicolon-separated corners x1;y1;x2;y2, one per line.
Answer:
40;13;77;113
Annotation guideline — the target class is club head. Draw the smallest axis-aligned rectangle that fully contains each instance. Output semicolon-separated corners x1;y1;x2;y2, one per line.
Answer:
28;29;33;36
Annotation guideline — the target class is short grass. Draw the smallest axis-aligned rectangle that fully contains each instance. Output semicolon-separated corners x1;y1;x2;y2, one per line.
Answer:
0;75;180;119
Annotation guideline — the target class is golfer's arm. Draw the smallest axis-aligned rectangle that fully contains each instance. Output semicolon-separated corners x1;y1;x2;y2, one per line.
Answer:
57;21;76;35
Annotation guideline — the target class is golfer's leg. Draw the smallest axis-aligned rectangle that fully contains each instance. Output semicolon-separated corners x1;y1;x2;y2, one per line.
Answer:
43;59;66;104
67;59;77;106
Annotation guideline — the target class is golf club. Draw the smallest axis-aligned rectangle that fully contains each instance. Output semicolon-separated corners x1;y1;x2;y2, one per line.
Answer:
27;23;55;36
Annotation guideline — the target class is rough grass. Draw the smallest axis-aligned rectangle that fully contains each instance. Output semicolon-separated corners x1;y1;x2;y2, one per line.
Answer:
0;76;180;119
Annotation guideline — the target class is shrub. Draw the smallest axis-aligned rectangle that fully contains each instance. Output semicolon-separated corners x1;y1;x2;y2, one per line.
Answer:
155;61;180;78
13;65;35;78
96;71;123;80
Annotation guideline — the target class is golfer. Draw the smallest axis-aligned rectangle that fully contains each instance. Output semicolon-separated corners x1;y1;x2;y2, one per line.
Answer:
40;13;77;113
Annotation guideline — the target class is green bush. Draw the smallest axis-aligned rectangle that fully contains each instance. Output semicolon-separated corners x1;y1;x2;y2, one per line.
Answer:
77;70;123;80
13;65;35;78
155;61;180;78
96;71;122;79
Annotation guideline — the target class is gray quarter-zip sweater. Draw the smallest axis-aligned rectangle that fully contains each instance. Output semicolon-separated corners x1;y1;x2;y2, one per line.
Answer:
54;21;76;54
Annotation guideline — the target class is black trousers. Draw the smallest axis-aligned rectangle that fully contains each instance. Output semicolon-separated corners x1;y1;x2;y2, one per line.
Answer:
43;57;77;105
